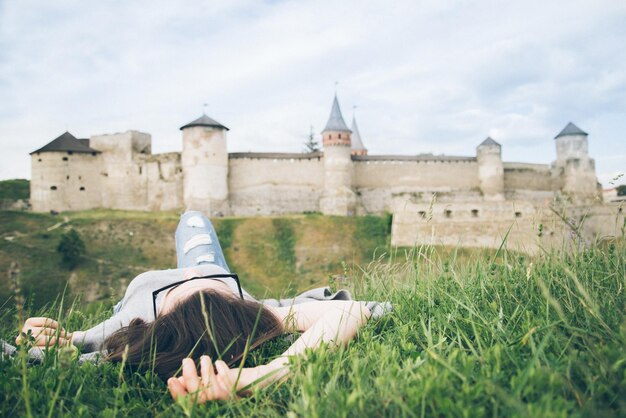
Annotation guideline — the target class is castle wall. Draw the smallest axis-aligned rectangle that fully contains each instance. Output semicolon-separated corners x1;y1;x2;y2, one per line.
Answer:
391;197;623;254
391;198;568;254
502;162;555;203
352;157;480;214
228;153;324;216
30;152;102;212
144;153;184;211
503;162;553;191
90;131;151;210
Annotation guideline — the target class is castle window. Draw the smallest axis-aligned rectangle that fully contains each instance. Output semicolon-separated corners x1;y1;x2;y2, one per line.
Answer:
139;166;142;175
79;187;85;191
66;175;70;180
418;211;426;219
444;210;452;218
338;134;342;139
78;176;82;180
38;158;42;162
62;157;68;161
471;209;479;218
50;186;57;190
515;212;522;218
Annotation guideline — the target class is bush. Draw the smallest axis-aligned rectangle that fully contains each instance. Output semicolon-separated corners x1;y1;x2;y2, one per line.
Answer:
57;229;86;269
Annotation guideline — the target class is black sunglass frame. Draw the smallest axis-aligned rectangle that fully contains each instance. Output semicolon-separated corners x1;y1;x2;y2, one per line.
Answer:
152;273;243;318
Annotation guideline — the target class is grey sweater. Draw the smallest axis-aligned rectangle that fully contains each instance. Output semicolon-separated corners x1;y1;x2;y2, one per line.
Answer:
3;265;391;362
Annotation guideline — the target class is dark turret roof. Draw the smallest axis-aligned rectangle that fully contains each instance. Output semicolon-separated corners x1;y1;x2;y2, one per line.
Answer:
30;132;100;154
180;114;229;131
350;116;366;150
322;95;351;133
555;122;587;139
478;137;501;147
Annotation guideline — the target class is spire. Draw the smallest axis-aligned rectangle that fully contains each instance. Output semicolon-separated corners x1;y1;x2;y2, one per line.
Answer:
555;122;587;139
180;114;229;131
350;116;367;155
322;95;351;133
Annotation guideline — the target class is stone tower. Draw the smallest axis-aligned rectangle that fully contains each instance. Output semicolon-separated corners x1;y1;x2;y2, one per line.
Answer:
180;114;229;214
30;132;102;212
350;115;368;156
476;137;504;201
320;95;357;215
553;122;598;200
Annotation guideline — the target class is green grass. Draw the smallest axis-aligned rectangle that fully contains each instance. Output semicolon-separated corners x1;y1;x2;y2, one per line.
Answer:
0;179;29;200
1;237;625;417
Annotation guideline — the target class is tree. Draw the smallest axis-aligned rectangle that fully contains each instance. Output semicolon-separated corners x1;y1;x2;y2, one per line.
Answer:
57;229;86;270
303;125;320;153
617;185;626;196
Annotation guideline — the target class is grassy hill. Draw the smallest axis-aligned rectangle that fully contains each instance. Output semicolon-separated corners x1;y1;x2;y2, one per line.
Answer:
0;210;393;310
0;221;624;416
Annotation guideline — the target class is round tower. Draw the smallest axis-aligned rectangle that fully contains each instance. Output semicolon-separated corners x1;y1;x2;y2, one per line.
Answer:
553;122;598;199
476;137;504;201
320;95;357;215
180;114;229;214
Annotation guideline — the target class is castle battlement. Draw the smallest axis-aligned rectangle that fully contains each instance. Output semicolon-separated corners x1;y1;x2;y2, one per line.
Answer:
29;97;601;216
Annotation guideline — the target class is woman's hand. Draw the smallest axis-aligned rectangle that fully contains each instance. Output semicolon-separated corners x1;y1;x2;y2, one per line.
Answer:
167;356;259;403
15;317;72;347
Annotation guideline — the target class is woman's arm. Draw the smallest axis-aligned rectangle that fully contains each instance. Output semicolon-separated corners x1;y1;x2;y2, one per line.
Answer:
168;301;371;402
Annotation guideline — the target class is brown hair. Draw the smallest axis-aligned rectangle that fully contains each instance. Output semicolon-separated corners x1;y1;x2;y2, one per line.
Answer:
104;290;283;379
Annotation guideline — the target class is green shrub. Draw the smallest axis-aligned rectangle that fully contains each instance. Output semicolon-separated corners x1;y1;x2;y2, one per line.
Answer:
57;229;86;270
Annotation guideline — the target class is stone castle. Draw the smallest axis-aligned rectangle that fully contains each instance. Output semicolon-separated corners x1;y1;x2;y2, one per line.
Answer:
29;95;622;253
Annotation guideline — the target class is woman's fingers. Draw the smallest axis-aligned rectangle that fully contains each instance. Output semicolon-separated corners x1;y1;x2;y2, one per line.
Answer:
25;317;61;329
33;336;69;347
214;360;237;396
28;327;68;338
16;317;68;345
199;355;215;388
16;326;68;345
182;358;201;394
167;377;188;401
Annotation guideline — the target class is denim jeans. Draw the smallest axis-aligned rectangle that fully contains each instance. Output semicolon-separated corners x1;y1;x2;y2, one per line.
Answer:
175;211;230;272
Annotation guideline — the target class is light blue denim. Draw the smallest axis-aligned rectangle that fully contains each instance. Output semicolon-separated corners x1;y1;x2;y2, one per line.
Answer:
175;211;230;272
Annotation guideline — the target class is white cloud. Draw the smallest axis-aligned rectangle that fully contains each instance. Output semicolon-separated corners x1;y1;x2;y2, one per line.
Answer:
0;0;625;186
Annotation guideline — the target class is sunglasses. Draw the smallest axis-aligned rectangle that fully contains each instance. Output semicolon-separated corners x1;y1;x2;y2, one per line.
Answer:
152;273;243;318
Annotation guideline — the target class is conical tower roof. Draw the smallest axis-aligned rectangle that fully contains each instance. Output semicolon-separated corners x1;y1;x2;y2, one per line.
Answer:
180;114;229;131
30;131;100;154
350;116;366;151
322;95;351;133
555;122;587;139
478;137;500;147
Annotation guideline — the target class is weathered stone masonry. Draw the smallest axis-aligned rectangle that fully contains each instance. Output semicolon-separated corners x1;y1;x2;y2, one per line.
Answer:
30;97;621;252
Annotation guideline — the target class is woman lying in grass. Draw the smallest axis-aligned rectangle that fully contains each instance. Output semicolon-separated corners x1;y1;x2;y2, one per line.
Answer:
14;211;387;403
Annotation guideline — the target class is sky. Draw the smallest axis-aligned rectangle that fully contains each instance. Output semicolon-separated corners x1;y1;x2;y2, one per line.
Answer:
0;0;625;187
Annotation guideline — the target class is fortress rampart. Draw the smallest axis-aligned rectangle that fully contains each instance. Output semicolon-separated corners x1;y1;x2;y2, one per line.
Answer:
29;97;618;252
